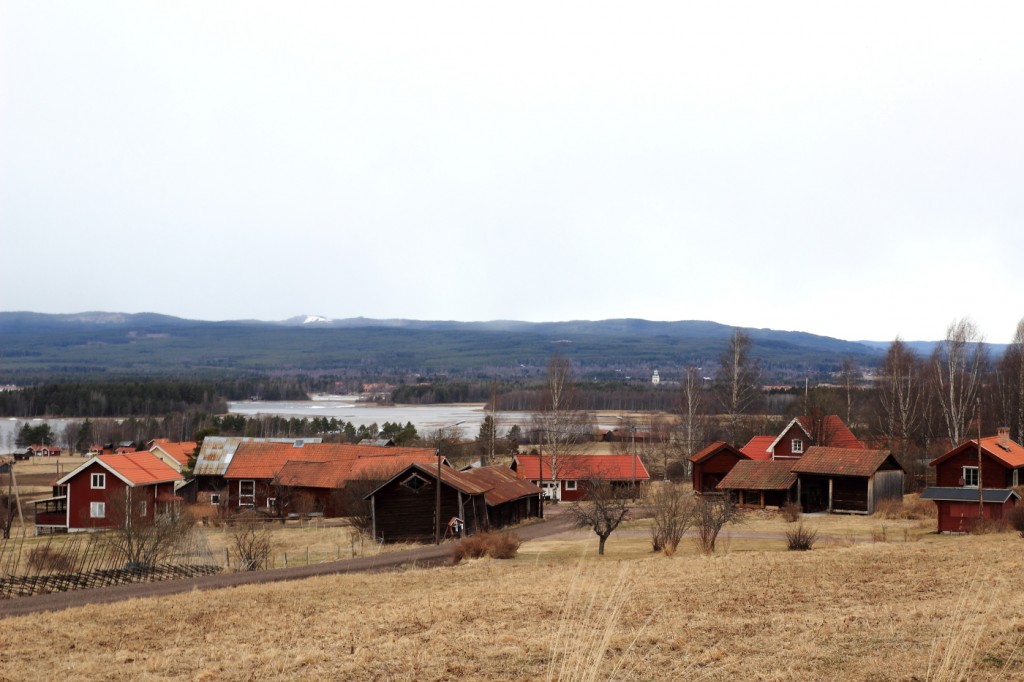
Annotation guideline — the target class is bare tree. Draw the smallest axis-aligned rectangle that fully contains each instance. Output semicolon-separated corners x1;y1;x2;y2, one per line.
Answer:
534;355;590;494
567;479;631;555
331;471;381;535
675;366;708;473
715;329;761;444
230;510;272;571
694;495;739;554
647;483;696;555
877;338;923;446
931;319;988;446
98;489;195;568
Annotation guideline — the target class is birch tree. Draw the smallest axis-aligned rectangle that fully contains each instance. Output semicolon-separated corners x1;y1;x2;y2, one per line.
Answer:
931;318;987;446
714;329;761;444
877;338;923;446
534;355;589;492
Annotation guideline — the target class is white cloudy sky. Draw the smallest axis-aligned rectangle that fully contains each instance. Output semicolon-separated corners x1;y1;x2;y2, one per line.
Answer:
2;2;1022;342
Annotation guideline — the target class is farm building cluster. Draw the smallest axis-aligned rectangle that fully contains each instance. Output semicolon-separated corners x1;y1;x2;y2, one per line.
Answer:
23;416;1024;539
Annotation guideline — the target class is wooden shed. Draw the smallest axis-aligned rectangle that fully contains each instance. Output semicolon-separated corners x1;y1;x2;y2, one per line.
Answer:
715;460;797;508
790;447;904;514
689;441;753;494
920;487;1020;533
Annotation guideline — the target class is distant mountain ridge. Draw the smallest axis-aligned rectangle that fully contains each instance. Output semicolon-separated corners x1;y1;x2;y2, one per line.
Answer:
0;310;921;381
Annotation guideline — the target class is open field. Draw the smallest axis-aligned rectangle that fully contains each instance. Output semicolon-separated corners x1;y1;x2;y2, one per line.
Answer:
1;511;1022;680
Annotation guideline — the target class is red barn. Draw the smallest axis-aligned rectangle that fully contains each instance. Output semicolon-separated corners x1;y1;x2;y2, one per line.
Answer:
922;428;1024;532
510;453;649;502
689;442;754;493
35;452;183;533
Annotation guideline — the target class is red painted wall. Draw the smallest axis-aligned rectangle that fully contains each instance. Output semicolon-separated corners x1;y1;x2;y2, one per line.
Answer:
936;499;1015;533
692;450;744;493
773;425;807;459
67;464;166;530
934;450;1011;488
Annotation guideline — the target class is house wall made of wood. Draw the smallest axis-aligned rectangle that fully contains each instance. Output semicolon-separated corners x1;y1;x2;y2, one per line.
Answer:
773;425;808;459
736;488;793;508
693;451;745;493
935;450;1014;488
371;477;486;543
66;463;164;531
935;499;1017;533
487;496;540;529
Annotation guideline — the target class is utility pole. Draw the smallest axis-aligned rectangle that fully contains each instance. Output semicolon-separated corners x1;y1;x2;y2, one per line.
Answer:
977;399;983;518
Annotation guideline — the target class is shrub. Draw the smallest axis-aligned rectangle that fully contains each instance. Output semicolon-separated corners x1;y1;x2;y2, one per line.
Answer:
970;517;1007;535
1007;505;1024;539
27;545;75;572
780;501;801;523
450;532;520;563
785;524;817;551
874;495;936;520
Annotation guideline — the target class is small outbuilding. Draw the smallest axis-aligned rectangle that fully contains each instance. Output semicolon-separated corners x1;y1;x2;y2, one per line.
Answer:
689;441;754;494
920;487;1021;533
716;460;797;508
790;447;904;514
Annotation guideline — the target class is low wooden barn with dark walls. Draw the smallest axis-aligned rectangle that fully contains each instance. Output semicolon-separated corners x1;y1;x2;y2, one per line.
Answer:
366;463;542;543
716;460;797;508
921;428;1024;532
689;441;758;494
790;447;904;514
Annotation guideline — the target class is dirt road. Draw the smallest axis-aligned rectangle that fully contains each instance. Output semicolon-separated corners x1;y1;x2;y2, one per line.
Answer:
0;511;577;619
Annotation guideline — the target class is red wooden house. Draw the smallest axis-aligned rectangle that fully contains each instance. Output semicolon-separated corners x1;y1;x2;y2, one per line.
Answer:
689;441;758;493
510;453;650;502
741;415;864;461
922;428;1024;532
34;451;184;533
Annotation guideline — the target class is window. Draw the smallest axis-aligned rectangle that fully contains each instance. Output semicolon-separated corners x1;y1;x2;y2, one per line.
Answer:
90;501;106;518
266;497;276;509
401;473;429;493
91;473;106;489
210;494;221;505
564;480;578;491
962;466;979;488
239;480;256;507
791;439;804;454
139;500;147;517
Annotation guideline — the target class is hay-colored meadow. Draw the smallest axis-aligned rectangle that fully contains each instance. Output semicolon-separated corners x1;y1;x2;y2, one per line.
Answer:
0;520;1022;681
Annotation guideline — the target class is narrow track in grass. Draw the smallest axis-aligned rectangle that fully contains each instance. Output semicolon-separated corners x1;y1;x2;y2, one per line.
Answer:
0;511;576;619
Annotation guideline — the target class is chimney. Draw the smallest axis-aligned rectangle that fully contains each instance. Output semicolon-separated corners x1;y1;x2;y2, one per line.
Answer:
997;427;1010;447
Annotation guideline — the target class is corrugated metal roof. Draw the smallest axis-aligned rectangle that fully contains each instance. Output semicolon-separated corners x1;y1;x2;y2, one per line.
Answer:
920;487;1020;503
739;436;775;461
192;437;324;477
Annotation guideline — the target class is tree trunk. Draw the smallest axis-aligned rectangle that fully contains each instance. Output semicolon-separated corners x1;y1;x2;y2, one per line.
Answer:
598;534;608;555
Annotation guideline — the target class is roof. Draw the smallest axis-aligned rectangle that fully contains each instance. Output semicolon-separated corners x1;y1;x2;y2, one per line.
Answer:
795;415;864;449
689;441;748;464
365;463;539;504
790;447;901;477
458;466;542;506
274;453;438;489
739;436;775;461
511;454;651;482
192;437;324;477
224;442;437;481
149;439;196;466
58;451;183;488
716;460;797;491
929;435;1024;469
920;487;1021;503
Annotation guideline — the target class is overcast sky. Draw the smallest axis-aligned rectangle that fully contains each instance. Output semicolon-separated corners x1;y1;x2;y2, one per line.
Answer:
2;2;1022;342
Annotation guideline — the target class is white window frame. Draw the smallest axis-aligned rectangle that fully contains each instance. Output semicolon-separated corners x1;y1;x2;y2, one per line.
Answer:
139;500;147;517
564;480;578;491
210;493;221;505
266;497;276;509
962;466;979;488
791;439;804;454
239;480;256;507
91;473;106;489
90;501;106;518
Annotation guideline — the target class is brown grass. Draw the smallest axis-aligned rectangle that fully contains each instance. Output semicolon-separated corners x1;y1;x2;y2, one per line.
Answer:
450;532;521;563
874;494;937;520
1;526;1022;679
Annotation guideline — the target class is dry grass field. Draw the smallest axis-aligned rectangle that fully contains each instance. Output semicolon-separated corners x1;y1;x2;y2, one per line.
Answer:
1;511;1022;681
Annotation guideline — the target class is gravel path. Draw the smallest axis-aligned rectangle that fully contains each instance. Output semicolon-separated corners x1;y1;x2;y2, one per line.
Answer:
0;511;577;619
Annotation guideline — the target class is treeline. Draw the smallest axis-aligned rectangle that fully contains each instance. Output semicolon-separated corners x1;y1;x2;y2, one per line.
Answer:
0;379;310;418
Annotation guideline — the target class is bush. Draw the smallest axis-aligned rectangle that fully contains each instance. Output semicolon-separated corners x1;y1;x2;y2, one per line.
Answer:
450;532;521;563
27;545;75;572
785;524;817;551
1007;505;1024;539
874;495;936;520
780;501;801;523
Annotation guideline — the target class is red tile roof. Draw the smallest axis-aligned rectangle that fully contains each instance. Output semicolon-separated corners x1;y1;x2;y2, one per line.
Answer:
717;461;797;491
512;454;650;481
459;466;543;506
739;436;775;461
58;451;183;487
274;453;439;489
149;439;196;466
224;442;436;480
689;441;748;464
930;435;1024;469
795;415;864;449
790;447;900;477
